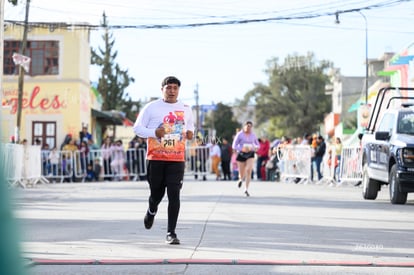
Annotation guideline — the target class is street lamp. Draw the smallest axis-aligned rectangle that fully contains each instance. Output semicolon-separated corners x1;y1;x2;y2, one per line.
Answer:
335;11;369;104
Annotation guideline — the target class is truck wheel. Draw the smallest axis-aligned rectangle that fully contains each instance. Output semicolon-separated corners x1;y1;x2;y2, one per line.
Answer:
389;164;407;204
362;163;379;200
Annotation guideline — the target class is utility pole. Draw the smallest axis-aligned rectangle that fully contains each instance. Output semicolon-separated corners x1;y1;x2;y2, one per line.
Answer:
335;10;369;104
16;0;30;143
358;11;369;104
194;83;199;134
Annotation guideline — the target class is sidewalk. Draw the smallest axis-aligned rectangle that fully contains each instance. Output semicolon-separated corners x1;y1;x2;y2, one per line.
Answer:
12;177;414;274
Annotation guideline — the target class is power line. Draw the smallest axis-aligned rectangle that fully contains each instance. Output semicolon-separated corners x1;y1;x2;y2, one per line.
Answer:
5;0;413;30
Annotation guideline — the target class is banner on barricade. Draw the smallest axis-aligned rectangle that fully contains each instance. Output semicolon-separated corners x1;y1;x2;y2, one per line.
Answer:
277;145;311;180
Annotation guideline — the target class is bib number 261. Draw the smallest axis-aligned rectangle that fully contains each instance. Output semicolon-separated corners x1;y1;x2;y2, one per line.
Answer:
162;134;180;148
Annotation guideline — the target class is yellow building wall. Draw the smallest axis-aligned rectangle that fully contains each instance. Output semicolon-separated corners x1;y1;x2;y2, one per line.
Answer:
1;23;91;144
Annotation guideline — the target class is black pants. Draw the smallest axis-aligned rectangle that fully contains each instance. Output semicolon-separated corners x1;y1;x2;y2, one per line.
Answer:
147;160;185;234
103;158;112;181
221;160;231;180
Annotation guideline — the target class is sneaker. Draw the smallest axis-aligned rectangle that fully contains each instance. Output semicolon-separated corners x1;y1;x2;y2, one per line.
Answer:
237;180;242;188
165;232;180;245
244;190;250;197
144;211;155;229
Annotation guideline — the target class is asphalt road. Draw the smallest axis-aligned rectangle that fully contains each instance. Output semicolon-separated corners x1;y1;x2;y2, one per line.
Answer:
10;176;414;274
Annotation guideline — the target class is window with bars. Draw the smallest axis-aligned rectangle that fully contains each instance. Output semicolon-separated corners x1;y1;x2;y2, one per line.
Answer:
3;40;59;76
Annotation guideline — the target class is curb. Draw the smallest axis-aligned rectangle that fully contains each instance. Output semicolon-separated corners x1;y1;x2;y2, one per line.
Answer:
29;258;414;267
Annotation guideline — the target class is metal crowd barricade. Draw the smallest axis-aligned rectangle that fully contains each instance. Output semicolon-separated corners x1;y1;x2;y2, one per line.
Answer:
23;145;48;186
41;150;74;183
6;143;218;186
339;145;362;184
277;145;311;183
1;144;46;188
124;148;147;181
1;143;24;188
185;145;210;180
39;148;148;183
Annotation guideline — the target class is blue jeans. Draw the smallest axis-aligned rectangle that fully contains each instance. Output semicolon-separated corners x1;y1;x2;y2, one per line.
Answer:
311;156;323;181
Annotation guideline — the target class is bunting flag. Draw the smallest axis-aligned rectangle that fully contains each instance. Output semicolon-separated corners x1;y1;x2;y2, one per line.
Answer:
12;52;31;73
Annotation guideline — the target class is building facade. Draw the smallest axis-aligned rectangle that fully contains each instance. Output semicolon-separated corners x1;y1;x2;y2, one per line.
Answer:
1;22;105;148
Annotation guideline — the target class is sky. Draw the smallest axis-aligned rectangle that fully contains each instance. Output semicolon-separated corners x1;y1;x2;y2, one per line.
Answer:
4;0;414;106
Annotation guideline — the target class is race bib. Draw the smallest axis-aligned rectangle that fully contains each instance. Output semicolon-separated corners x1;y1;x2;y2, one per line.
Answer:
161;133;181;148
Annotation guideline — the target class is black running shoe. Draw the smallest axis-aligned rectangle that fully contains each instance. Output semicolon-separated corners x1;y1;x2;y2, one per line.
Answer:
165;232;180;245
144;211;155;229
238;180;242;188
244;190;250;197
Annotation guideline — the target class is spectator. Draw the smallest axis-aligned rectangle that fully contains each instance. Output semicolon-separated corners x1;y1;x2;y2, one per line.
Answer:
256;137;270;180
266;146;280;181
312;135;326;182
41;143;50;176
61;155;68;178
60;134;72;150
301;133;311;145
220;137;232;181
334;136;343;184
209;138;221;180
48;147;60;176
310;134;317;181
101;137;113;181
35;138;41;146
93;158;102;181
86;138;99;165
85;163;96;182
111;140;126;181
327;148;339;184
62;138;78;182
78;140;89;175
79;126;92;142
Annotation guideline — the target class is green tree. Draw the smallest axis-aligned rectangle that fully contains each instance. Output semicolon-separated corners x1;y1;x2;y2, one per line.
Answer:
91;12;139;121
204;102;240;142
241;52;332;138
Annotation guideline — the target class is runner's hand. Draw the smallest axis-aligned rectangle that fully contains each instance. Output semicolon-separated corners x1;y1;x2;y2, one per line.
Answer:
155;127;165;138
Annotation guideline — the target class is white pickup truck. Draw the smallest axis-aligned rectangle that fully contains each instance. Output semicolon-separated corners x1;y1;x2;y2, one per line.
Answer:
361;87;414;204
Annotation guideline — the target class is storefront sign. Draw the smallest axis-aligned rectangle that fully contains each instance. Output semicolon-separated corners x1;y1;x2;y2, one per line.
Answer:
3;86;67;114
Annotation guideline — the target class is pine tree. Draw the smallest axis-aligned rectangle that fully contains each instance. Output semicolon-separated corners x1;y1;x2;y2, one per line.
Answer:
91;12;139;120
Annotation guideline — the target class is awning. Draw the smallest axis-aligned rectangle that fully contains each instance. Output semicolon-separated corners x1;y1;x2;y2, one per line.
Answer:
390;55;414;65
91;109;123;125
